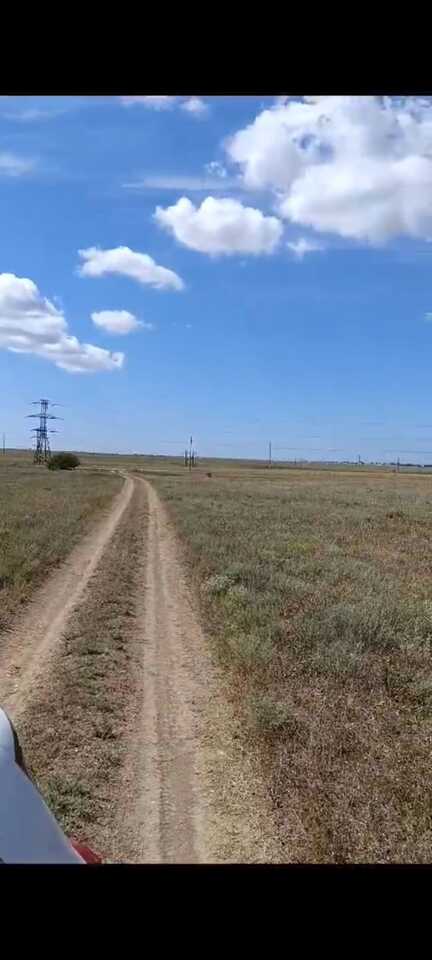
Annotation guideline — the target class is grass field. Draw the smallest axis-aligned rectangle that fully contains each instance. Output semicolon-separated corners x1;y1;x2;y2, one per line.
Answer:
18;480;147;860
4;449;432;861
0;456;122;635
146;463;432;862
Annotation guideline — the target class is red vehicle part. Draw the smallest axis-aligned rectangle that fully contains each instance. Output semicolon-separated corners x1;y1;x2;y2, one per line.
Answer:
0;707;103;864
70;840;103;864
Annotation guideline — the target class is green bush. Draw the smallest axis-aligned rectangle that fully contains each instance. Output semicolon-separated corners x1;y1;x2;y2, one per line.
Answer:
47;452;80;471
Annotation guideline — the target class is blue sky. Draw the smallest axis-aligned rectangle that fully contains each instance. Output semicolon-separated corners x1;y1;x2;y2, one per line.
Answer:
2;94;432;461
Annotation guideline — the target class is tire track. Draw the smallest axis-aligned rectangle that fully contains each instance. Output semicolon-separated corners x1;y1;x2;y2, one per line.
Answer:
119;479;212;863
0;474;134;721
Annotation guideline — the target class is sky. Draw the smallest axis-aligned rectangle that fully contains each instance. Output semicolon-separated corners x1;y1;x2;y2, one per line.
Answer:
2;93;432;462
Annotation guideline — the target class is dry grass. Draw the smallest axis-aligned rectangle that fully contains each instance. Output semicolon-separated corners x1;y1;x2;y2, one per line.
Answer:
151;467;432;862
16;482;147;860
0;456;122;635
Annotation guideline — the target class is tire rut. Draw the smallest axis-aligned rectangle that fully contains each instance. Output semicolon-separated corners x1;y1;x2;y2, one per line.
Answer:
0;474;134;722
119;478;211;863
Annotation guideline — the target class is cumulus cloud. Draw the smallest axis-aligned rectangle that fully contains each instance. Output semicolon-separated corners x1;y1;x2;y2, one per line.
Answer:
119;96;177;110
91;310;153;334
0;152;35;176
226;96;432;244
180;97;209;117
286;237;324;259
78;246;184;291
154;196;283;255
0;273;124;373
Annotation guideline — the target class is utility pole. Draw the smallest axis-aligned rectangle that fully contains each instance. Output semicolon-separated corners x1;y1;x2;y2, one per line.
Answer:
2;433;5;455
184;437;195;469
268;440;272;468
27;399;62;463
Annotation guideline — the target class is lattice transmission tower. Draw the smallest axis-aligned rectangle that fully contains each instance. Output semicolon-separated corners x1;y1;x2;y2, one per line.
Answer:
184;436;197;469
27;399;62;463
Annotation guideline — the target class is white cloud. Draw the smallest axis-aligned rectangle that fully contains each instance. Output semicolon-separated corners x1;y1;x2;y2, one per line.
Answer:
205;161;228;179
0;273;124;373
0;152;35;177
119;96;177;110
3;108;63;122
91;310;153;334
78;246;184;291
287;237;324;259
154;196;283;255
119;95;209;117
124;172;239;192
226;96;432;244
425;312;432;323
180;97;209;117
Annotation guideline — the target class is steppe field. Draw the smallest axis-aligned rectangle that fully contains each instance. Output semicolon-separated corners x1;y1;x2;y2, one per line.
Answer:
2;451;432;862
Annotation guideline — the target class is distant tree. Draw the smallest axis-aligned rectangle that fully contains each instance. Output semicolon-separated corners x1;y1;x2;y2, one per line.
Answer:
47;452;80;471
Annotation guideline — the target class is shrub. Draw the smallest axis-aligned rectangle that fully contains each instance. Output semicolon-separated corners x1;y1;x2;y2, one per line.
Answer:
47;452;80;471
249;694;299;734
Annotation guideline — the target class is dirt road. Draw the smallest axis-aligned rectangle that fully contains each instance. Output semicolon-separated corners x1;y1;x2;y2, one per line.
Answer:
0;473;280;863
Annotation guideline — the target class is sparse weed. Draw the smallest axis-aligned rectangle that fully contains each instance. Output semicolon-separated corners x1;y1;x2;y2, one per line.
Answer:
154;467;432;862
0;458;121;632
16;482;146;857
249;694;298;734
